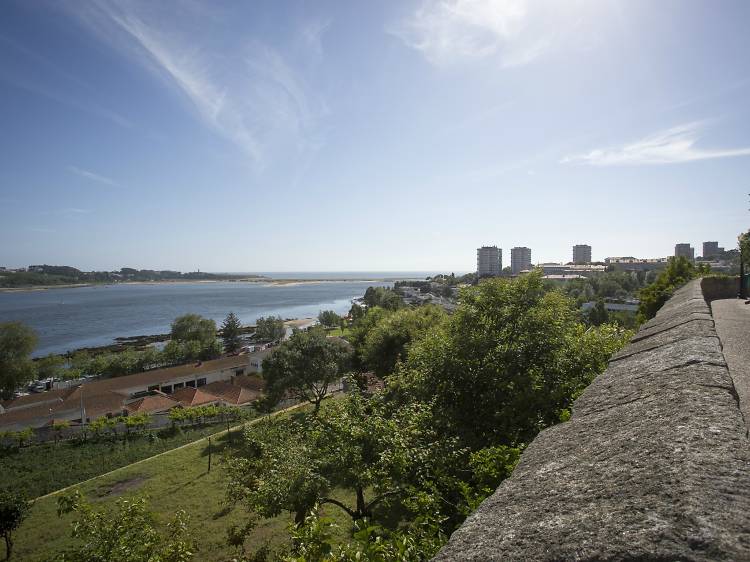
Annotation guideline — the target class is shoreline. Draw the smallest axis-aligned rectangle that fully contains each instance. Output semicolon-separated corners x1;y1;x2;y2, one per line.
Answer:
0;277;409;293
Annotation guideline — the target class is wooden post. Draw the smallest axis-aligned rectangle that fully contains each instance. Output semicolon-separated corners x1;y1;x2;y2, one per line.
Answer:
208;436;212;472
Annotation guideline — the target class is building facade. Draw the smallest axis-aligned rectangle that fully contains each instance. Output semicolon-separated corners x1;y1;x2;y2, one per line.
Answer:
702;241;723;259
477;246;502;276
573;244;592;264
511;247;532;274
675;243;695;261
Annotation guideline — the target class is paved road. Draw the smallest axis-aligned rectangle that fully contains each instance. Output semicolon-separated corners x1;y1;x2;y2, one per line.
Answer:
713;298;750;434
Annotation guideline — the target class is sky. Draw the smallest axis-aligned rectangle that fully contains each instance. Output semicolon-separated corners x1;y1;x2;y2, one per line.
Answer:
1;0;749;272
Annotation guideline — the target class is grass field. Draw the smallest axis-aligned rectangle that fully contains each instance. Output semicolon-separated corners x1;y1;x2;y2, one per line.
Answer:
0;422;252;499
13;401;355;561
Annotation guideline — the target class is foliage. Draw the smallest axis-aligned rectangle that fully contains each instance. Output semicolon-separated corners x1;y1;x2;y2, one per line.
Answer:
262;328;352;412
362;287;403;311
586;299;609;326
355;306;447;377
226;391;438;527
637;256;700;321
0;489;31;560
0;322;38;400
35;354;66;381
255;316;286;342
55;491;195;562
221;312;243;353
0;421;246;499
318;310;341;328
170;314;217;346
393;272;632;451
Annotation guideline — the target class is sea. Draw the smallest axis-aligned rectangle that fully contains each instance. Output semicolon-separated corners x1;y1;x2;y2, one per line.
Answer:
0;272;440;357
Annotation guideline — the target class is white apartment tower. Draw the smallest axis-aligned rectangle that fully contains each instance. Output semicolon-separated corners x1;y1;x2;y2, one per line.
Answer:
511;247;532;274
573;244;592;264
477;246;502;277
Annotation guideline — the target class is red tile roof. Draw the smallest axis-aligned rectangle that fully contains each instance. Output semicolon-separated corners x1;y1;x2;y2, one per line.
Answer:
172;387;219;407
125;393;181;414
201;381;260;405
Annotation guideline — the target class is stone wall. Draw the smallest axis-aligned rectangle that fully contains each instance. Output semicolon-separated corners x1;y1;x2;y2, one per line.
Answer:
433;279;750;561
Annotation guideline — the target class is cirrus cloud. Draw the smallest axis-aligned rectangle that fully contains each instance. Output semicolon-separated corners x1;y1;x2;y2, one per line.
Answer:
561;122;750;166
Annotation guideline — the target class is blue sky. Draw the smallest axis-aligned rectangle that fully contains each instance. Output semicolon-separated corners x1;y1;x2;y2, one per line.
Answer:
1;0;749;272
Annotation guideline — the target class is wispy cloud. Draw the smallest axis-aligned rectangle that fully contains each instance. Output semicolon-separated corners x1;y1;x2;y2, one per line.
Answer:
67;2;325;168
68;166;118;186
561;122;750;166
390;0;553;67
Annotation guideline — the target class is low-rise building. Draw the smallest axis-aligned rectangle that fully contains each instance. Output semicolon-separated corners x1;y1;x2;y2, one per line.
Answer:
0;353;266;431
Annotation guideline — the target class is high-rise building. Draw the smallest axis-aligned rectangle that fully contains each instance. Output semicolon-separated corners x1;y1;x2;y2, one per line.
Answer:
477;246;502;277
702;241;723;259
573;244;592;264
675;243;695;261
511;247;532;274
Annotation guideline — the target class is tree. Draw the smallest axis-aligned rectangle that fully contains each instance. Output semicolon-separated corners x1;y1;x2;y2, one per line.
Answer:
586;299;609;326
226;391;439;527
363;287;403;310
221;312;243;353
255;316;286;342
0;489;30;560
262;327;352;412
317;310;341;329
56;491;195;562
0;322;38;400
393;272;631;451
349;303;366;324
637;256;697;321
35;354;65;381
358;305;447;377
170;314;216;345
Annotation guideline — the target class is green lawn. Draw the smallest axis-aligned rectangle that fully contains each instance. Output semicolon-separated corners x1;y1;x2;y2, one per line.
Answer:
13;401;355;561
0;421;251;499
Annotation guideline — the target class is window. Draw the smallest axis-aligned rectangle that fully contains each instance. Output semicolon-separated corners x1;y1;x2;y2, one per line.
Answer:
197;378;207;387
186;380;196;388
148;385;159;392
161;385;172;394
173;382;184;390
234;368;245;376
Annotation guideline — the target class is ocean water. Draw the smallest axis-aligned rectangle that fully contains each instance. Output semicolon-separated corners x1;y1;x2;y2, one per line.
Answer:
0;280;394;356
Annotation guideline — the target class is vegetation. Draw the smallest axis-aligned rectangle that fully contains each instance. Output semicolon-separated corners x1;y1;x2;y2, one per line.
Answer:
255;316;286;342
170;314;217;347
0;265;259;288
317;310;342;329
0;322;38;400
0;490;30;560
362;287;403;311
224;272;630;559
221;312;243;353
637;257;707;321
348;305;446;377
55;491;195;562
0;419;251;499
262;328;352;412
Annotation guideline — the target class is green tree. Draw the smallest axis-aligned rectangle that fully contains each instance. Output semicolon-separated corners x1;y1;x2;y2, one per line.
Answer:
262;328;352;412
226;391;438;526
56;491;195;562
359;305;447;377
35;354;65;381
317;310;341;329
393;272;631;451
363;287;403;310
170;314;217;346
0;322;38;400
0;489;30;560
637;256;697;321
221;312;243;353
586;299;609;326
255;316;286;342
